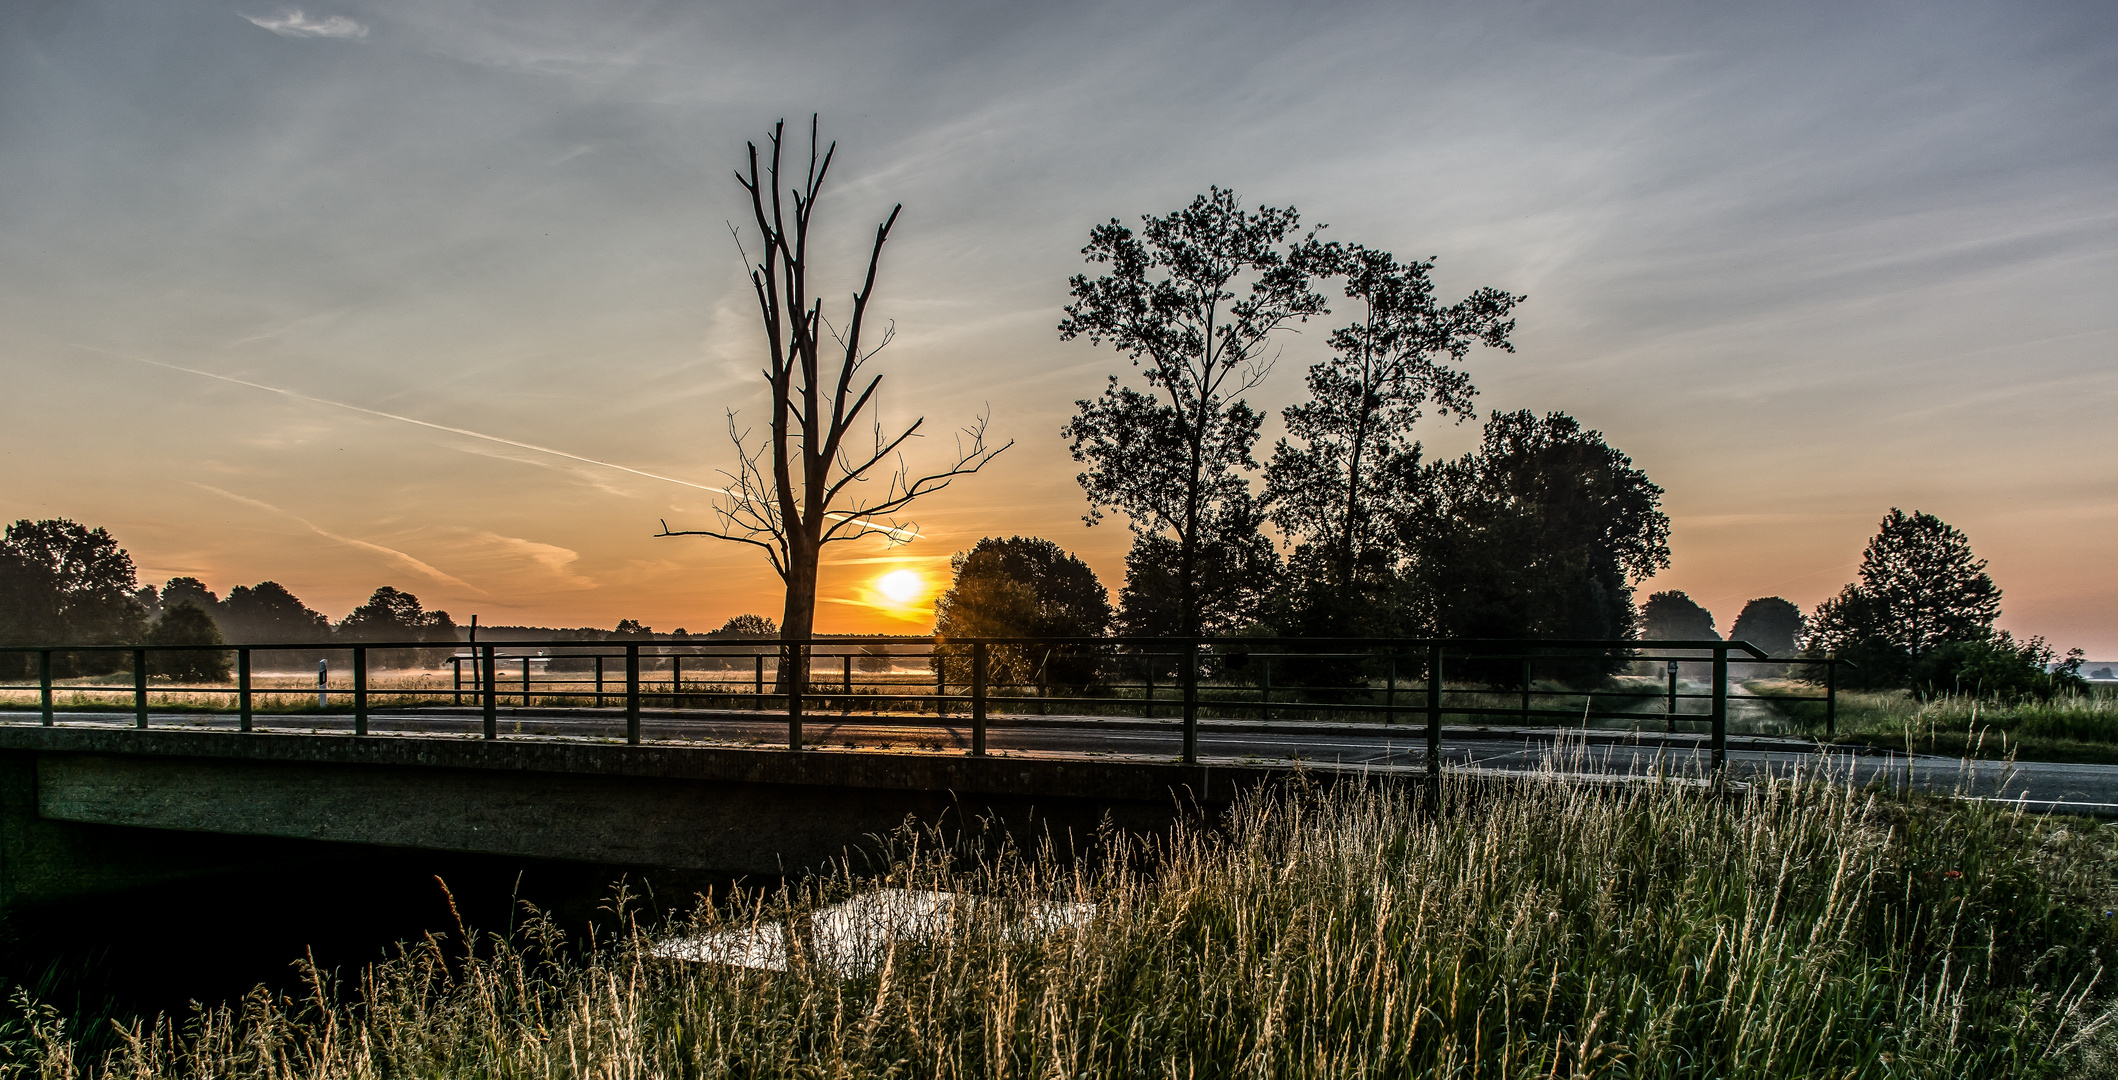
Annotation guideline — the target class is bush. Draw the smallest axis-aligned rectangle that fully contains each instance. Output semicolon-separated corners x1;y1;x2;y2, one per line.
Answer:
1913;631;2086;701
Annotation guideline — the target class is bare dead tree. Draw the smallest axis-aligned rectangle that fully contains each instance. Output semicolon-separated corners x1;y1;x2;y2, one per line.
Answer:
659;117;1009;690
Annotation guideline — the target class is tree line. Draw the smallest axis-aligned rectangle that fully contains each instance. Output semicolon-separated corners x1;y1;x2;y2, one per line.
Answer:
0;518;452;678
926;507;2081;699
0;518;770;681
0;517;806;677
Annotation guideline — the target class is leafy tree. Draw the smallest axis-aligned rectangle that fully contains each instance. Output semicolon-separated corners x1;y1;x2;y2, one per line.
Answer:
711;614;778;638
1805;586;1905;688
157;578;219;623
1639;590;1718;682
1808;509;2002;686
1060;187;1326;636
1728;597;1805;656
0;552;65;653
336;586;457;668
1639;591;1718;641
1405;411;1670;683
613;619;653;638
658;118;1007;694
146;602;230;681
0;519;148;649
1266;244;1519;623
219;581;330;643
1115;526;1280;640
935;537;1112;688
694;614;776;671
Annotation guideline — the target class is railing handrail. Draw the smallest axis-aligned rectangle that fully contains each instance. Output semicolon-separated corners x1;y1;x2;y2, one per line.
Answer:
0;635;1775;659
0;634;1847;769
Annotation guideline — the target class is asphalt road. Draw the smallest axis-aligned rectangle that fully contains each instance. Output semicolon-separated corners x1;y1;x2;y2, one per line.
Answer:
11;707;2118;816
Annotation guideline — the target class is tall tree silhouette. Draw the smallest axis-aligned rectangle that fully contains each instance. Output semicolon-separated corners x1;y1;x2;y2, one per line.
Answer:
1266;243;1518;630
1809;509;2000;683
659;118;1007;688
1061;188;1326;636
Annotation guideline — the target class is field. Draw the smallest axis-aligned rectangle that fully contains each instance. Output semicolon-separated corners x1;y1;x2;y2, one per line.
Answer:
9;753;2115;1079
1753;683;2118;765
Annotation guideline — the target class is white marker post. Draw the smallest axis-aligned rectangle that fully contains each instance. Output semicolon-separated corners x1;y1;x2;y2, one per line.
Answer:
318;659;329;708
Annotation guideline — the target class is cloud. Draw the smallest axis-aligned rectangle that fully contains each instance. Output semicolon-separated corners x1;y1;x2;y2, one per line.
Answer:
191;483;485;594
464;530;596;589
242;9;369;39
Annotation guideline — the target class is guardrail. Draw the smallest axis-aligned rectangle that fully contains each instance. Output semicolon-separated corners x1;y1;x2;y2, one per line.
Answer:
0;637;1842;770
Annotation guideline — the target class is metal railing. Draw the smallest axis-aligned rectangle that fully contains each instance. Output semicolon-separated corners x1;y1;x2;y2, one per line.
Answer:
0;637;1841;770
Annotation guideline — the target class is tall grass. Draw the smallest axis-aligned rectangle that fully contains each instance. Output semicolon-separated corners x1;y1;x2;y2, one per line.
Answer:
1757;682;2118;763
9;750;2114;1079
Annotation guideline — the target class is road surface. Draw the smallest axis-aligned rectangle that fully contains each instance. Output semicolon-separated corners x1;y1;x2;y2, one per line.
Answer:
8;706;2116;816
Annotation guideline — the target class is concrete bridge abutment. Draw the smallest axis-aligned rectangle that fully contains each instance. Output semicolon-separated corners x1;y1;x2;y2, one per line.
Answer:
0;728;1282;912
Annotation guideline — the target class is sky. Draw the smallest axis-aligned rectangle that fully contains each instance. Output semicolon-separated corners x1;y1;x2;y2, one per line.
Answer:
2;0;2114;650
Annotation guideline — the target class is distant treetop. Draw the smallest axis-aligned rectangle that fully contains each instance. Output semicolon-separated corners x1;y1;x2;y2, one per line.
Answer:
1639;591;1717;642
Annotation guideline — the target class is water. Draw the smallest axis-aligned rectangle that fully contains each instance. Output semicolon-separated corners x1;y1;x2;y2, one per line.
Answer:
0;832;755;1055
649;888;1097;976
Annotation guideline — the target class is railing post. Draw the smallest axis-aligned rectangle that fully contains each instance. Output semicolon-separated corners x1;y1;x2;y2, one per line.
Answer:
134;648;148;728
1666;659;1678;733
1385;654;1396;727
1260;656;1271;721
1711;645;1729;771
1144;654;1156;720
971;642;988;757
38;650;53;726
1521;655;1533;724
481;644;497;740
452;655;463;705
672;654;682;705
1181;641;1199;765
625;643;641;745
786;641;804;750
238;649;252;732
755;653;766;711
934;651;947;716
1426;643;1442;778
1825;654;1838;739
842;654;852;704
595;654;605;707
522;655;531;707
353;646;368;736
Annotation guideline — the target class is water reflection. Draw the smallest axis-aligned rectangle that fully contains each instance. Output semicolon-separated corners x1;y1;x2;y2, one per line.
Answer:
649;888;1097;975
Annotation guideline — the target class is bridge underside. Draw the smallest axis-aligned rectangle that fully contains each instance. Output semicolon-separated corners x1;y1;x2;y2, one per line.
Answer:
0;728;1288;911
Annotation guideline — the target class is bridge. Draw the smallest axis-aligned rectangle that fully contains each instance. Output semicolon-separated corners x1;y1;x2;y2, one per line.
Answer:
0;636;1810;911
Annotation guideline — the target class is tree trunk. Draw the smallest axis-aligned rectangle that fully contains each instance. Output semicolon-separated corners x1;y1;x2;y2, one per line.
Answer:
776;535;819;695
1179;426;1205;639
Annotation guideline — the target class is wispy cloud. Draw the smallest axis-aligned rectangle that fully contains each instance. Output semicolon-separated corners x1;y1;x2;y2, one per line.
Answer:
241;9;369;40
76;345;926;540
191;483;485;594
463;530;595;589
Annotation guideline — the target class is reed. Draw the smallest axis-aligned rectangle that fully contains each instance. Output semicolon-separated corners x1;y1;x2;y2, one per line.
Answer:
7;750;2116;1078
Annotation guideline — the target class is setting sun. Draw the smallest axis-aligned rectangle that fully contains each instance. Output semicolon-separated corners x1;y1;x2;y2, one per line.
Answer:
875;569;926;606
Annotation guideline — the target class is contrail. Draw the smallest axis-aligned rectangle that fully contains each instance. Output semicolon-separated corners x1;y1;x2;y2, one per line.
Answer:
74;344;920;539
191;482;485;594
75;344;729;494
